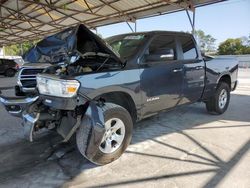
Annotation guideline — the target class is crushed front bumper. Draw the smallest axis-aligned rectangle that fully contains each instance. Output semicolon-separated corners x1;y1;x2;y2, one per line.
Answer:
0;87;40;141
0;95;39;117
0;88;105;153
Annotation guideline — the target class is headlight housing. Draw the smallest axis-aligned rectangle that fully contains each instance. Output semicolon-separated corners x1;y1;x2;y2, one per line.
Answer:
36;74;80;98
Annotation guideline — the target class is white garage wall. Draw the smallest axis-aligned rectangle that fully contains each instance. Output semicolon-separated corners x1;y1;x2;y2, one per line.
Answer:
217;55;250;68
0;48;3;56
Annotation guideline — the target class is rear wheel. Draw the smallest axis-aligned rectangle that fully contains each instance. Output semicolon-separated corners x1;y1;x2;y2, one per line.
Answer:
205;82;230;114
5;69;16;77
76;103;133;165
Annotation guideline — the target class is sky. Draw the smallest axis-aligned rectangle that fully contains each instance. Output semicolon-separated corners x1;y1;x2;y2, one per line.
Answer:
97;0;250;47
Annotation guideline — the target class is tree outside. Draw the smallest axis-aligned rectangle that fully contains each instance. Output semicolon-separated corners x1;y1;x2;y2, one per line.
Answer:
4;40;39;56
218;36;250;55
194;30;216;53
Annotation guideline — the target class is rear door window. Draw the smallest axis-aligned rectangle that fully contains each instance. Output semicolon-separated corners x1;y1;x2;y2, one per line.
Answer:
179;36;198;60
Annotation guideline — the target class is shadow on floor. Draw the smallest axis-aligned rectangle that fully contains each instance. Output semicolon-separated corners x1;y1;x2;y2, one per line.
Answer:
87;138;250;188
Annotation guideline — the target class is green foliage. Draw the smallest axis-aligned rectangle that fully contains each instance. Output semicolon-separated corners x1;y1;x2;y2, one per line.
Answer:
194;30;216;52
4;44;20;56
218;36;250;55
4;40;39;56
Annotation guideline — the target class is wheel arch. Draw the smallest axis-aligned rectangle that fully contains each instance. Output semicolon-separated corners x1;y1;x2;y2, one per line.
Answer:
94;91;137;123
218;74;231;90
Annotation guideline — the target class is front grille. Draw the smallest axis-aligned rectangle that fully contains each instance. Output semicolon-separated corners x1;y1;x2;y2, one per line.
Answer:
19;68;45;89
20;80;37;88
21;69;44;75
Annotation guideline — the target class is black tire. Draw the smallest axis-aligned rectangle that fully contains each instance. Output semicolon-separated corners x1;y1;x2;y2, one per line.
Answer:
4;69;16;77
205;82;230;114
76;103;133;165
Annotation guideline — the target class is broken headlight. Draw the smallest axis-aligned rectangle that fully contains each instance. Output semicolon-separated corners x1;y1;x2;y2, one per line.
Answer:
36;74;80;98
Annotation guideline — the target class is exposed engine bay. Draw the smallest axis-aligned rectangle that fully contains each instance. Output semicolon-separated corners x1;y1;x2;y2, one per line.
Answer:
44;52;122;76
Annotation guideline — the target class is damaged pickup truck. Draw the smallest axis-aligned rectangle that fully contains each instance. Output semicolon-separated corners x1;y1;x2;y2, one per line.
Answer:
0;24;238;165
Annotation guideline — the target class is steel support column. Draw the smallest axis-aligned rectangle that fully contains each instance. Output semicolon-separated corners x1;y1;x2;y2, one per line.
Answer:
126;21;135;32
185;8;196;34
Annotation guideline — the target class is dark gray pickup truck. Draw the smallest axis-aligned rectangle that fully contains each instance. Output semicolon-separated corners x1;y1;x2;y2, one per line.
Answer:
0;24;238;165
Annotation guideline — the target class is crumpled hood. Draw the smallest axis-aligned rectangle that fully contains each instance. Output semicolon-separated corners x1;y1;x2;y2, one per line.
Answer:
23;24;121;64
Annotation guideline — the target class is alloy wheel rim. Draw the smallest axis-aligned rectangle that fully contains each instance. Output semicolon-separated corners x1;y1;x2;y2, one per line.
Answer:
99;118;125;154
218;89;227;109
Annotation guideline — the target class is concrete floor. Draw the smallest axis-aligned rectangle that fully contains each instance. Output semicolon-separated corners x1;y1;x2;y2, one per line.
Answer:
0;70;249;188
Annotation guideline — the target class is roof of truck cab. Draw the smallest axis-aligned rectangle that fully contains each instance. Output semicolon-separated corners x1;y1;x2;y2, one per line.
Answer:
106;30;193;39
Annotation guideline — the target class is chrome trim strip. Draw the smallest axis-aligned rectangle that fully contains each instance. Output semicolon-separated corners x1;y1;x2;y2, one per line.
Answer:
0;96;39;105
0;96;39;117
18;67;44;88
20;77;37;80
21;87;36;92
9;110;22;115
23;112;40;142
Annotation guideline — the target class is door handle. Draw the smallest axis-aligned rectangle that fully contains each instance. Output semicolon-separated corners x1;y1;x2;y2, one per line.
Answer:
195;66;204;70
172;68;183;73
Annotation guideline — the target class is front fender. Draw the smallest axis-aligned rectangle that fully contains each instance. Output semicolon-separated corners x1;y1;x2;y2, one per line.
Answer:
76;101;105;161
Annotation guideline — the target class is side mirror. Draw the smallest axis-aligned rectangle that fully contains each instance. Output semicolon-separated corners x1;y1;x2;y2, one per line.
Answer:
146;48;174;62
160;53;174;59
200;51;212;61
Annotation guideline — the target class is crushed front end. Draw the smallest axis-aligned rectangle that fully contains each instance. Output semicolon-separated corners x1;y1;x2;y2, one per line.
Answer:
0;74;105;161
0;23;126;164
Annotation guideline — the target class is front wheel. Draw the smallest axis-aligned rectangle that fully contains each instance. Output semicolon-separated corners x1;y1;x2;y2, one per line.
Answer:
76;103;133;165
205;82;230;114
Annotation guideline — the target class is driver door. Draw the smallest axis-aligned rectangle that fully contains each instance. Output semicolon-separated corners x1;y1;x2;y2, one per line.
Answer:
140;35;184;117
